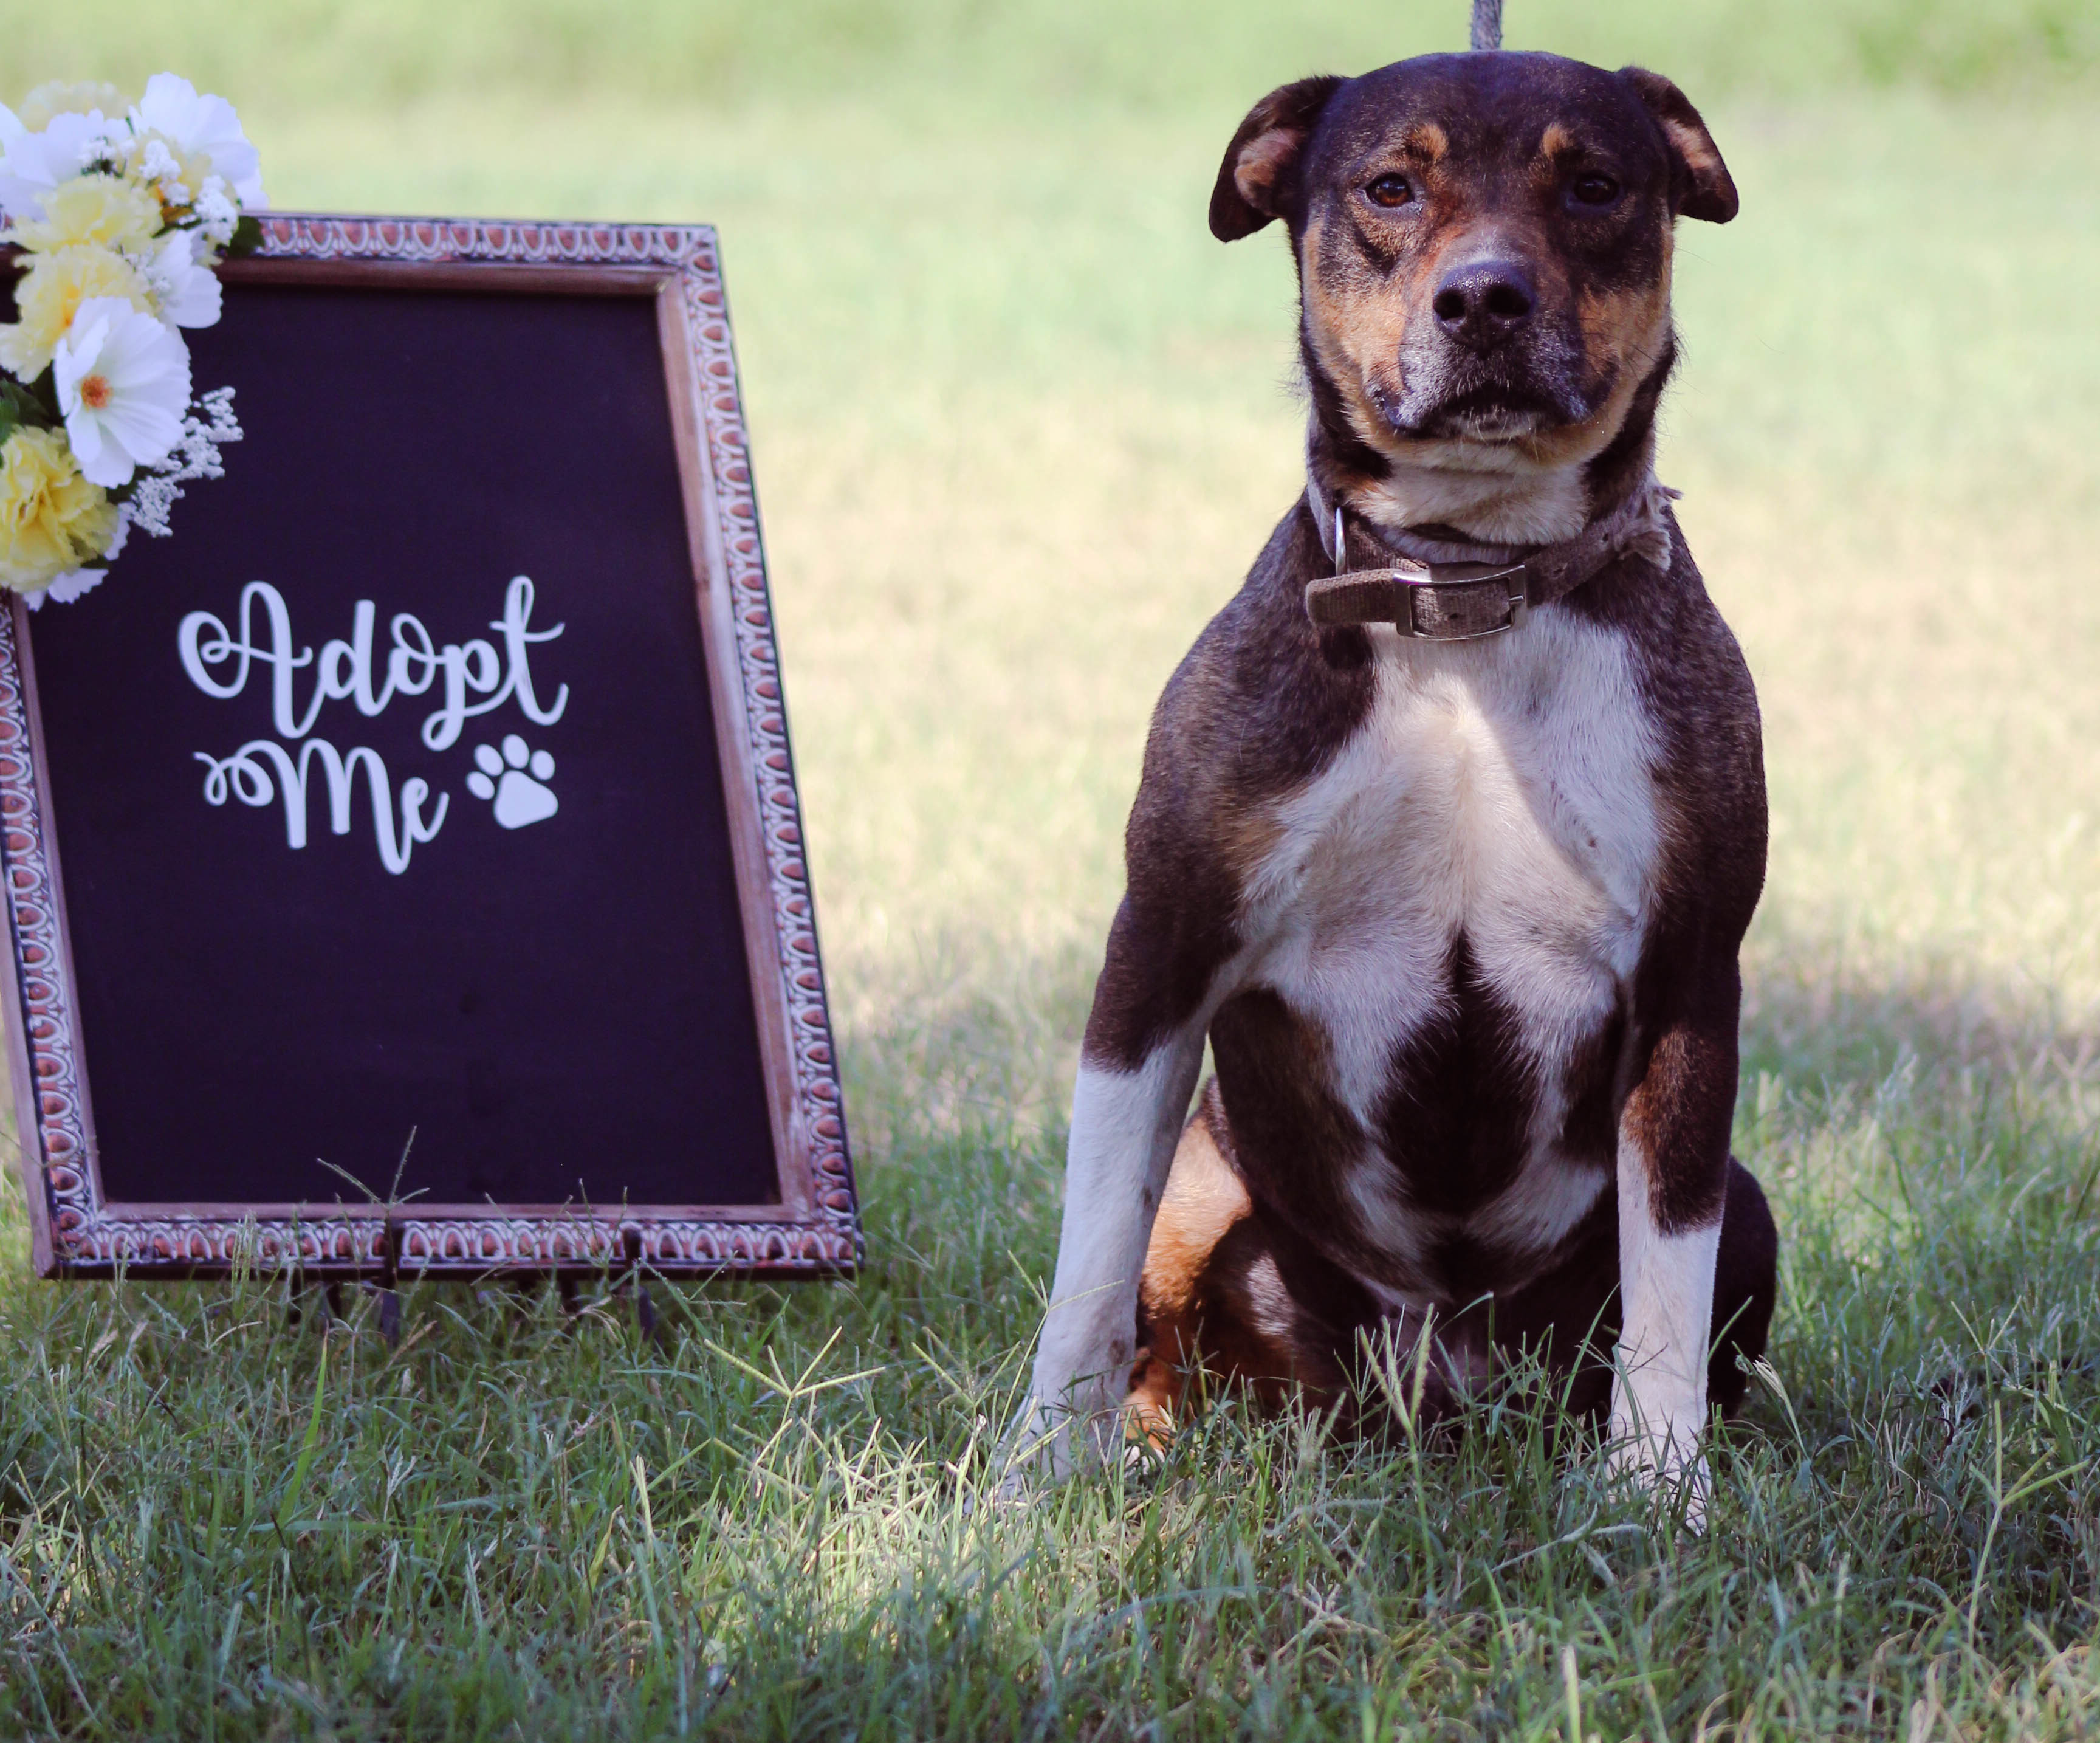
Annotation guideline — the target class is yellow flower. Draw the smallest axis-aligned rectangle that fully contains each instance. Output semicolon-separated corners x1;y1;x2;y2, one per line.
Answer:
0;427;118;594
18;81;128;131
10;174;162;254
0;244;153;380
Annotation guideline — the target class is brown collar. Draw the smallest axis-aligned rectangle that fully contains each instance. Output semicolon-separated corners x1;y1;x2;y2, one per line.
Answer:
1302;478;1678;641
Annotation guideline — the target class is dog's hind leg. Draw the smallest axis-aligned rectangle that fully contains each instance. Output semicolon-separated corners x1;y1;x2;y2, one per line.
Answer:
1126;1082;1255;1442
1706;1157;1778;1415
1126;1081;1368;1443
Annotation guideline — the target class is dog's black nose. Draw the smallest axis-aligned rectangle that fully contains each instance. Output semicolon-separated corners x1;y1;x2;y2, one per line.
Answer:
1431;260;1537;350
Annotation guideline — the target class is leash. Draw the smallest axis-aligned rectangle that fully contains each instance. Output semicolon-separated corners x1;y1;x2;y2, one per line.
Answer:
1302;478;1680;640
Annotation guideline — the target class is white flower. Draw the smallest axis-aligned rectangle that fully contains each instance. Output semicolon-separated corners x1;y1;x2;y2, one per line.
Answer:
27;513;126;611
126;386;240;540
136;134;188;205
129;75;265;210
52;300;192;489
193;175;239;246
137;136;179;180
0;108;127;225
141;229;222;328
0;104;26;224
26;568;106;609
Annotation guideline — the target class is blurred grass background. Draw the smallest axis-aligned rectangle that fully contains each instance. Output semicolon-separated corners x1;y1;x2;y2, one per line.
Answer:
13;0;2100;1074
15;0;2100;105
3;2;2100;1736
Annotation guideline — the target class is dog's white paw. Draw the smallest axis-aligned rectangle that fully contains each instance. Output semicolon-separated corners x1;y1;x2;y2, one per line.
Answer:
997;1373;1127;1499
1605;1417;1711;1530
993;1399;1066;1504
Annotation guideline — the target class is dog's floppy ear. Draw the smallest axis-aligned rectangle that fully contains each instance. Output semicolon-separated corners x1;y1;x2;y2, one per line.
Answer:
1210;75;1344;242
1620;67;1738;224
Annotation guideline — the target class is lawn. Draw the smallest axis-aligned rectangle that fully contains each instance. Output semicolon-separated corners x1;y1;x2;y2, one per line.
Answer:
2;1;2099;1735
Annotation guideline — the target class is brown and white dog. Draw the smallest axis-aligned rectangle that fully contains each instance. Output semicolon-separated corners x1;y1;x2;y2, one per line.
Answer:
1008;50;1778;1511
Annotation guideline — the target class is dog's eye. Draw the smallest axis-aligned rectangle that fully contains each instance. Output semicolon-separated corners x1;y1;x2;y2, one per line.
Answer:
1365;174;1415;208
1570;173;1622;207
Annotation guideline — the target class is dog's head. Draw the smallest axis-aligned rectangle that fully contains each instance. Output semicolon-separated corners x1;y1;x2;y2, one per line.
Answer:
1213;52;1735;540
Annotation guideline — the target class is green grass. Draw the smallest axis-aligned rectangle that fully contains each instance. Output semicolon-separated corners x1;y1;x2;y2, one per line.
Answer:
4;2;2100;1735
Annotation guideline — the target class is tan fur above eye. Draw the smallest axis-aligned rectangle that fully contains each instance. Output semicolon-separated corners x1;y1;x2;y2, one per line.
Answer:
1402;122;1449;162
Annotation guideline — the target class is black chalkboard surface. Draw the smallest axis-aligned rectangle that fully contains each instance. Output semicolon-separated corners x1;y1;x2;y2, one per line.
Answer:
3;218;858;1279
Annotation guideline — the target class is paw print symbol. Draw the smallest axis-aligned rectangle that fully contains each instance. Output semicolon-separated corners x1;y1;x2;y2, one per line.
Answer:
466;734;558;830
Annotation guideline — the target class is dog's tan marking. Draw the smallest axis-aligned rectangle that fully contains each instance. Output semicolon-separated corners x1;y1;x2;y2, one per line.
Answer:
1299;210;1421;453
1539;122;1578;159
1216;802;1285;892
1621;1022;1735;1226
1127;1085;1354;1443
1400;121;1449;162
1574;259;1671;374
1127;1092;1252;1442
1139;1096;1252;1325
1234;126;1308;210
1655;116;1726;193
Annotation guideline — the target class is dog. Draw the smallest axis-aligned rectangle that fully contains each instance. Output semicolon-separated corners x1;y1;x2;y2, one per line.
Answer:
1008;49;1778;1513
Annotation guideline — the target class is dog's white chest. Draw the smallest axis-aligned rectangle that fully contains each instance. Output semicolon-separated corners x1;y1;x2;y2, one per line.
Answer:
1239;609;1663;1130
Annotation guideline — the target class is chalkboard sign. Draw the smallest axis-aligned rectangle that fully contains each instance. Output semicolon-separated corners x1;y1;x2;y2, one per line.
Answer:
2;216;858;1279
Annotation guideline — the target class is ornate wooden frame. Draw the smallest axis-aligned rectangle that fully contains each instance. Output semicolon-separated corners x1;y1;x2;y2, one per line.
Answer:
1;215;859;1280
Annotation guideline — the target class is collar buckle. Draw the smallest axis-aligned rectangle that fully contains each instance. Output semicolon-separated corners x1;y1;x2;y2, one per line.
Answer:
1402;560;1531;639
1314;504;1532;639
1305;560;1532;638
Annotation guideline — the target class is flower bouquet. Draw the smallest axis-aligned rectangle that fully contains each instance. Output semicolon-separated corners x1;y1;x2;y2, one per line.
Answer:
0;76;262;608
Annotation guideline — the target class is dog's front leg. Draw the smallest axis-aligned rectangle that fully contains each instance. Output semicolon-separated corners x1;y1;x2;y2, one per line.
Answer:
1004;899;1214;1483
1608;994;1737;1522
